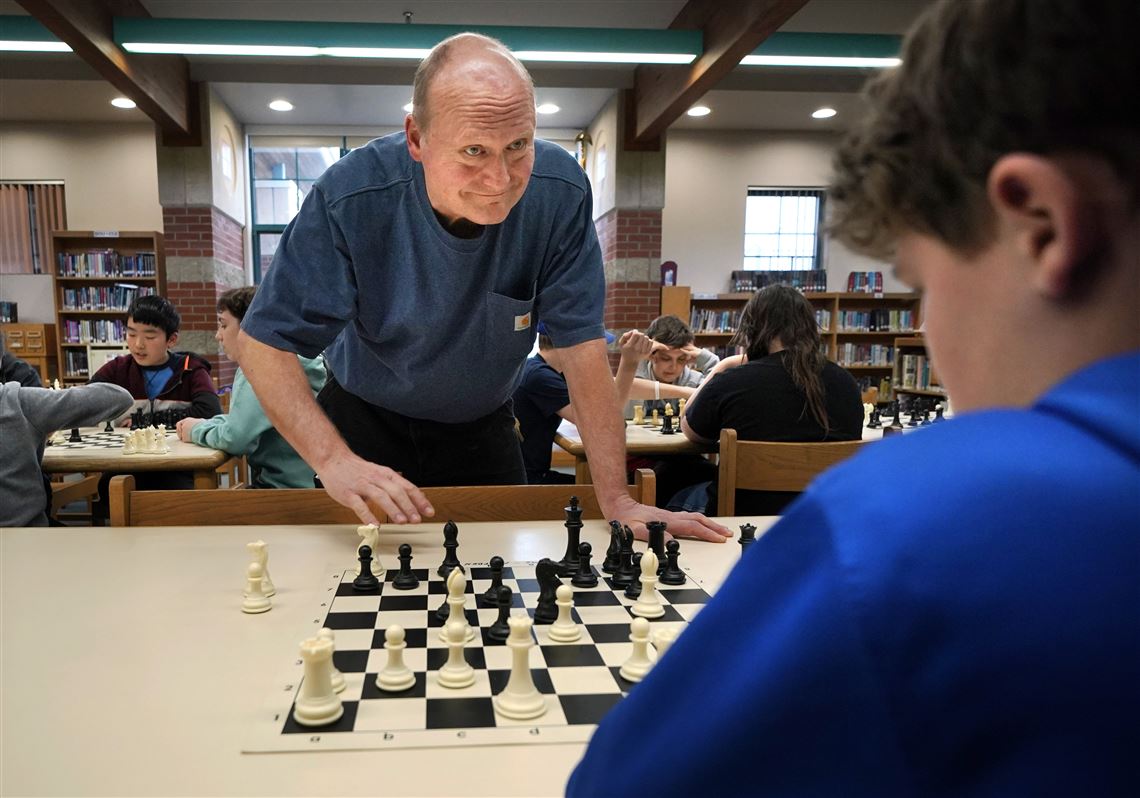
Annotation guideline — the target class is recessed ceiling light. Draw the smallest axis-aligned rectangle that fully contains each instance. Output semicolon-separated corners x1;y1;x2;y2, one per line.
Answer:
110;97;136;109
812;107;838;119
268;99;294;112
536;103;560;115
686;105;711;117
403;101;414;113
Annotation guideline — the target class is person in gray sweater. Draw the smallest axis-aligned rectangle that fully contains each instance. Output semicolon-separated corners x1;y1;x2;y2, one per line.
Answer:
1;378;132;526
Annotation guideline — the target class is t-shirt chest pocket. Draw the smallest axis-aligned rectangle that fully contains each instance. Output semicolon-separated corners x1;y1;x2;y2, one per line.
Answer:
485;290;536;362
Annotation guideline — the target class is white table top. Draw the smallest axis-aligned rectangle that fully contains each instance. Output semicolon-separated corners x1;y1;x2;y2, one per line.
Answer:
41;425;229;474
555;419;713;456
0;517;771;797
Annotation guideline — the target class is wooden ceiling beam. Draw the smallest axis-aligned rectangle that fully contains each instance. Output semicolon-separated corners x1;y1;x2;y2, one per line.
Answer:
630;0;809;147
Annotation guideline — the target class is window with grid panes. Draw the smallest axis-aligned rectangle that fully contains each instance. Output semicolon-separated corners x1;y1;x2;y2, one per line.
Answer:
742;188;825;271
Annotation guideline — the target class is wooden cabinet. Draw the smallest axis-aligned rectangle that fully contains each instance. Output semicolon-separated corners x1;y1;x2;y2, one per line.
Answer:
1;323;58;384
50;231;166;383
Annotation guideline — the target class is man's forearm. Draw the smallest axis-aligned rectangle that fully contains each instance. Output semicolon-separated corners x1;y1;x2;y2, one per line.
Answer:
239;332;349;473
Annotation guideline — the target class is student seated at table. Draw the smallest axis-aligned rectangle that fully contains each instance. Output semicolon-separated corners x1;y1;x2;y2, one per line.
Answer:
512;324;652;484
625;314;720;418
569;0;1138;794
175;287;327;488
1;336;132;526
671;284;864;515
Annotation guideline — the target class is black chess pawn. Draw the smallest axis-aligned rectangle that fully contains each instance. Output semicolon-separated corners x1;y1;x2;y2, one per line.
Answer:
487;585;513;642
103;419;114;433
392;543;419;590
889;402;904;430
533;558;562;624
437;520;461;578
867;408;881;429
660;539;687;586
920;408;933;426
571;541;598;588
646;521;667;575
624;552;644;599
934;404;945;422
68;427;82;443
482;556;505;602
601;520;622;574
353;545;380;591
434;564;464;620
739;523;757;556
557;496;583;577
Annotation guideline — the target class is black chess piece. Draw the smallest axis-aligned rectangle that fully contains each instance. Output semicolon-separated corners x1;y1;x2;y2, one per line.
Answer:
437;520;461;578
889;401;904;430
571;541;598;588
934;404;945;422
601;520;622;574
907;409;920;427
624;552;643;599
353;545;380;591
661;409;675;435
867;408;881;429
660;539;687;585
646;521;667;575
557;496;583;577
130;408;144;430
532;558;562;624
487;585;513;642
68;427;82;443
920;408;932;426
482;556;505;602
738;523;757;556
392;543;419;590
103;419;114;433
434;564;465;620
610;525;636;588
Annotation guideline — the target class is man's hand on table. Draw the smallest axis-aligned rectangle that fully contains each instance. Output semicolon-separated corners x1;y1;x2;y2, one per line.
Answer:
605;496;732;543
317;451;435;527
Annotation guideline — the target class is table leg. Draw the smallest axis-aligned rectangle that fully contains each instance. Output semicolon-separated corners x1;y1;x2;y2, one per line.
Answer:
193;469;216;490
575;459;591;484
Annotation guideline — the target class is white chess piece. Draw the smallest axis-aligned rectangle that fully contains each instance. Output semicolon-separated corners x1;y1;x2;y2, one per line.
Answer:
436;620;476;689
52;379;61;390
439;567;476;642
158;424;171;452
619;616;656;683
631;549;665;619
122;433;136;454
356;524;382;577
292;636;343;726
652;627;680;658
376;624;416;692
317;627;346;694
246;540;275;597
548;584;581;642
493;615;547;720
241;562;272;614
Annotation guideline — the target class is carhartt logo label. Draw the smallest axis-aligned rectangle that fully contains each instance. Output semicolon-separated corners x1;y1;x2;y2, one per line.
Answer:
514;312;531;332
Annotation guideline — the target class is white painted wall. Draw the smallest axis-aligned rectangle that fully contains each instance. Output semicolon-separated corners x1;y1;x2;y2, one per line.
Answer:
662;129;903;295
209;89;247;225
0;274;55;323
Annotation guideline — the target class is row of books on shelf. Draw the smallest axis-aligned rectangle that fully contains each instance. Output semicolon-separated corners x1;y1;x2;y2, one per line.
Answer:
846;271;884;293
836;309;915;332
63;350;90;378
61;319;126;345
60;284;156;312
815;309;831;331
899;354;938;390
57;250;157;278
729;270;829;293
690;308;740;334
837;343;894;368
707;345;743;360
0;301;16;323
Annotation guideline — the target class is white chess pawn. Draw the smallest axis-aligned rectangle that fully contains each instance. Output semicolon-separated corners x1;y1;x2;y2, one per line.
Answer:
436;620;476;689
241;562;272;614
317;627;346;694
158;424;171;452
619;616;656;683
376;624;416;692
631;549;665;619
246;540;275;597
653;627;681;658
291;636;343;727
679;398;687;417
548;584;581;642
633;404;645;425
439;567;476;643
651;408;660;427
492;615;547;720
122;433;136;454
356;524;383;577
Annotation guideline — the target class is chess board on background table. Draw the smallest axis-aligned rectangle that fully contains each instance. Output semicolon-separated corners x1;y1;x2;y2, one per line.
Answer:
46;430;130;450
246;559;712;753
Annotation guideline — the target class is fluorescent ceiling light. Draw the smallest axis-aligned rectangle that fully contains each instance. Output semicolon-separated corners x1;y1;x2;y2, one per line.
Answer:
536;103;560;115
513;51;694;64
741;54;900;68
124;42;320;56
111;97;137;109
0;17;72;52
319;46;431;59
686;106;711;117
811;107;837;119
741;32;901;69
0;39;72;52
268;99;294;112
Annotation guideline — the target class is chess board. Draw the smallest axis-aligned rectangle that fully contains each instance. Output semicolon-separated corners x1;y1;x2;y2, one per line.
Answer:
245;559;712;753
46;430;128;450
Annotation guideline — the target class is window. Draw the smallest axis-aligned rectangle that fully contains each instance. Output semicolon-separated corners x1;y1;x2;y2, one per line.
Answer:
742;188;825;271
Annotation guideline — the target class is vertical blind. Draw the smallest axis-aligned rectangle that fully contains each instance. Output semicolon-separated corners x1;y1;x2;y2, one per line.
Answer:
0;182;67;274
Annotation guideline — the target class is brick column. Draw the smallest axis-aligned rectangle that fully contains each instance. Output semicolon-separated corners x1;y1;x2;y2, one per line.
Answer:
163;205;246;389
596;208;663;367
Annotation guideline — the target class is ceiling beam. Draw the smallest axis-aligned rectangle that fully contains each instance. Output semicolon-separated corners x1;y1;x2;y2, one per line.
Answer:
630;0;809;146
16;0;199;144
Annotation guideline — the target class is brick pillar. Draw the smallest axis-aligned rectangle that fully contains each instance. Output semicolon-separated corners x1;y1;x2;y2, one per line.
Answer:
163;205;246;390
597;208;663;367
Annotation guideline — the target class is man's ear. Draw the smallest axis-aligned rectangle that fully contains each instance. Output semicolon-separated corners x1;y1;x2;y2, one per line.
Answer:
987;154;1103;299
405;114;424;163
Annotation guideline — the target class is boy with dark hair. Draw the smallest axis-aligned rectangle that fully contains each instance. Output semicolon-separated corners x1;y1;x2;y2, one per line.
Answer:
90;295;221;426
627;314;719;417
570;0;1138;794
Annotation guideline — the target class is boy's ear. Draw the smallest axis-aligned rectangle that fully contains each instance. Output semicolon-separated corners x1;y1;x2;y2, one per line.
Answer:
987;154;1104;299
167;331;179;349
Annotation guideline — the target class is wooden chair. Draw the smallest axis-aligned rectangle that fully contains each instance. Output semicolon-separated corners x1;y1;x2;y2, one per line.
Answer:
49;473;101;519
215;454;248;489
109;468;655;527
717;429;864;515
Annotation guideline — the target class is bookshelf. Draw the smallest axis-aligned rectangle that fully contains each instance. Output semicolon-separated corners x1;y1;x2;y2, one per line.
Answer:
660;285;923;396
51;231;166;384
893;335;946;399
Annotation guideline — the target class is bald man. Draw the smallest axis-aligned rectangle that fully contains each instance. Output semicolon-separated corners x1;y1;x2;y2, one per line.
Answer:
239;33;730;542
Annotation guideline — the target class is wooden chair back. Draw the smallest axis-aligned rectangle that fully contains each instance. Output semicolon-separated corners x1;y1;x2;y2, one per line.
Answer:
717;429;864;515
109;469;655;527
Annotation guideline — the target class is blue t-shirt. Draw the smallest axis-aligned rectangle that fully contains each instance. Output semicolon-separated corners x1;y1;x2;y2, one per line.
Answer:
512;354;571;482
568;351;1140;797
242;133;604;423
